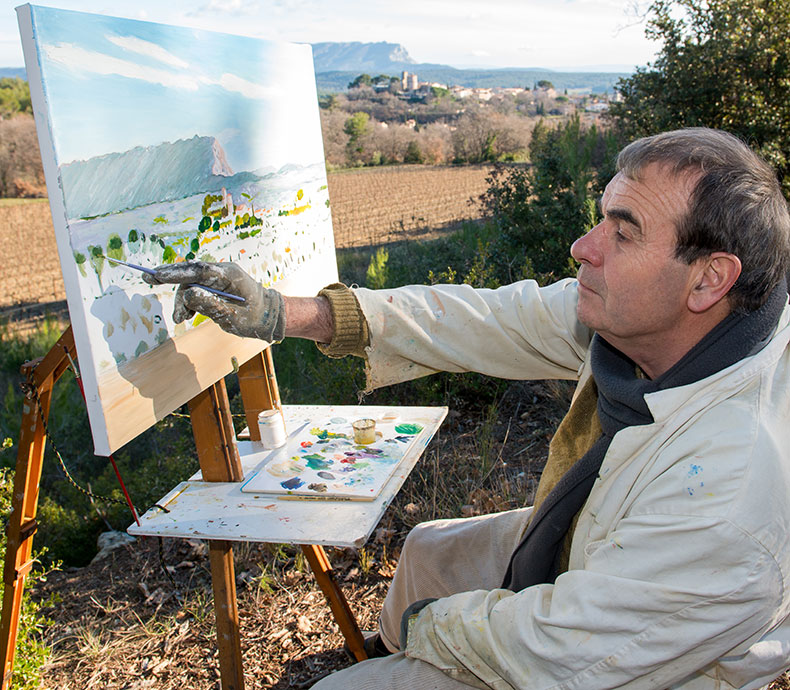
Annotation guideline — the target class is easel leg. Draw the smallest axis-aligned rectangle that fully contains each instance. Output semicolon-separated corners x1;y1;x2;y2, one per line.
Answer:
209;541;245;690
189;381;245;689
238;352;369;663
0;383;50;690
301;545;367;662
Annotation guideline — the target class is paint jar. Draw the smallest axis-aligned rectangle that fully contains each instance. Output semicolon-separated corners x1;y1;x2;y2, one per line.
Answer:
352;418;376;445
258;409;286;448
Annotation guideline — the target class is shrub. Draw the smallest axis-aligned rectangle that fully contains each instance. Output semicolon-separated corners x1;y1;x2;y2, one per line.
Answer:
479;116;617;283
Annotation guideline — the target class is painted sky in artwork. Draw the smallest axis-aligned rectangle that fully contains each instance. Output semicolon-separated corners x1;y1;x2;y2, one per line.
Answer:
29;5;324;172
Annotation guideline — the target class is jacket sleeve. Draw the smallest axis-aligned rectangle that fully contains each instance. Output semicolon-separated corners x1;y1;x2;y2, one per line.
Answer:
353;278;592;391
404;504;782;690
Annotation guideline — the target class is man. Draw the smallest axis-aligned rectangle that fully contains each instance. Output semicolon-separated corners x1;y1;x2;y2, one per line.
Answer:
147;128;790;689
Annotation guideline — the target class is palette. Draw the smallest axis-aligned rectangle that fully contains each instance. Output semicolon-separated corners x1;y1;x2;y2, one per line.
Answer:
241;414;426;500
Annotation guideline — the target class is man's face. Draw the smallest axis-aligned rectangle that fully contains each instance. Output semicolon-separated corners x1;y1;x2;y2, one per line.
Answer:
570;163;700;351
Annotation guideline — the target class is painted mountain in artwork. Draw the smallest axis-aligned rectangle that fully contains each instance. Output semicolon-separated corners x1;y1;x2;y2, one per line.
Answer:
59;135;261;219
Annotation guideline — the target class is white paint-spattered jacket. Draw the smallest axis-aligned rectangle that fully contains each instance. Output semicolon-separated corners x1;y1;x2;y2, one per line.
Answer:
353;278;790;690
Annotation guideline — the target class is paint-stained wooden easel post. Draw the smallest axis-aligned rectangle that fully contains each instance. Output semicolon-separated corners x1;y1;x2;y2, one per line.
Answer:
188;380;245;689
0;327;77;690
237;350;368;663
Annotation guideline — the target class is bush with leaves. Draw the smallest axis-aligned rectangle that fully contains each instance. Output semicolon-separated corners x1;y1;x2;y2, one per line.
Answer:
477;116;617;285
0;467;57;690
609;0;790;192
0;78;31;120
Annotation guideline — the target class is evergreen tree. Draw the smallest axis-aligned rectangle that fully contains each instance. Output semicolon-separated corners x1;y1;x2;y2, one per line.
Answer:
609;0;790;191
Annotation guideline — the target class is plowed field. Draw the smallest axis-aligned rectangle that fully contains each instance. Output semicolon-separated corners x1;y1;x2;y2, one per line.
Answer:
0;165;493;323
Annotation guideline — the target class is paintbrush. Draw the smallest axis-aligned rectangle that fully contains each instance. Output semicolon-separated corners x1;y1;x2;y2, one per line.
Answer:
102;256;246;302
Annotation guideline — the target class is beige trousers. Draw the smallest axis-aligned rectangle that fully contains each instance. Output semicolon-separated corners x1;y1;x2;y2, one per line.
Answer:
311;507;533;689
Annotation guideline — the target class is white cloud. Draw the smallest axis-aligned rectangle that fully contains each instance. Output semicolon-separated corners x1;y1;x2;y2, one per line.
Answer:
42;42;199;90
215;72;275;99
42;42;278;100
190;0;262;15
197;72;277;99
106;35;189;69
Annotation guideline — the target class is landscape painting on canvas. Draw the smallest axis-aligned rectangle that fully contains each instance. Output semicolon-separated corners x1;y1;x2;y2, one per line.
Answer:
17;5;337;455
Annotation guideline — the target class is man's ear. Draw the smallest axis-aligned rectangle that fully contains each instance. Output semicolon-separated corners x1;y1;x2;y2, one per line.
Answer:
688;252;742;313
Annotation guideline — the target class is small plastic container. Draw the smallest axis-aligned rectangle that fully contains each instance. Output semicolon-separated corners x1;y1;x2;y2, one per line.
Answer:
258;409;286;448
352;418;376;445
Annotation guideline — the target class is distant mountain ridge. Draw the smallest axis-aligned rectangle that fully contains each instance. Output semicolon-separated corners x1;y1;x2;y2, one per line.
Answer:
309;42;629;93
0;67;26;80
314;67;628;94
60;135;255;219
311;41;415;73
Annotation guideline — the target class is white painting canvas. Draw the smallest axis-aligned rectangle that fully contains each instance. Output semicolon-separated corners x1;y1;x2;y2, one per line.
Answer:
17;4;338;456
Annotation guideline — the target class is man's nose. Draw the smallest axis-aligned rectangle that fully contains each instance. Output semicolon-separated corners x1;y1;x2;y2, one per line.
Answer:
571;223;603;266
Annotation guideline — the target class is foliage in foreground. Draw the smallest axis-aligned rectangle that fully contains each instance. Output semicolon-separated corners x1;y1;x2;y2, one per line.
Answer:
609;0;790;193
0;467;57;690
472;116;616;286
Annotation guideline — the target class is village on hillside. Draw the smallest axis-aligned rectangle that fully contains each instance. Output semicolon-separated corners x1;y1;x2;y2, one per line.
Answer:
370;70;621;117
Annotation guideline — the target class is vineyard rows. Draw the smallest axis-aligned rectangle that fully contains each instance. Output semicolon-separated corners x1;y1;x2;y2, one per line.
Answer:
327;164;492;248
1;165;494;321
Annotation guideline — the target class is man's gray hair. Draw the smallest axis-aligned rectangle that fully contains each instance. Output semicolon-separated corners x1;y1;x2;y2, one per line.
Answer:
617;127;790;312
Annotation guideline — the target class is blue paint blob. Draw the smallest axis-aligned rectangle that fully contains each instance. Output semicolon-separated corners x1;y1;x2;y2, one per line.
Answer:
330;417;347;424
317;471;335;480
281;476;304;490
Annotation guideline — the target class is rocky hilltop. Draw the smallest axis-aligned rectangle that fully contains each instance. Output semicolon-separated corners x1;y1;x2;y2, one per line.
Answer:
59;135;237;219
311;41;415;73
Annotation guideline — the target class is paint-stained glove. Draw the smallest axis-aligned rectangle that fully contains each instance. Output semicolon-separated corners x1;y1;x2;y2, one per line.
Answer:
143;261;286;342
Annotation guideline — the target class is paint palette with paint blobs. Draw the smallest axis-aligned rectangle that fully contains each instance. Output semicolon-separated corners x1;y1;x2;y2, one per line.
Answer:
240;415;426;500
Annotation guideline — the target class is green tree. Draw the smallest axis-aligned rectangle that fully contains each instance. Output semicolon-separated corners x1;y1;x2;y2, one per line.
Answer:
404;140;424;164
536;80;554;90
0;78;31;119
344;111;371;158
348;73;373;89
106;233;126;262
480;116;617;281
609;0;790;191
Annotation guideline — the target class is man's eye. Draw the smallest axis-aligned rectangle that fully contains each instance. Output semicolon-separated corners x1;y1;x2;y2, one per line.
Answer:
615;229;627;242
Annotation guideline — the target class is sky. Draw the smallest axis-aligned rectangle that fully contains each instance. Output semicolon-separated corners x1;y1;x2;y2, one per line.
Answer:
1;1;659;72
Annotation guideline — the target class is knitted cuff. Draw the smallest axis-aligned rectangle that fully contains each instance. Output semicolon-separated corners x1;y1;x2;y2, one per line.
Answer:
316;283;370;358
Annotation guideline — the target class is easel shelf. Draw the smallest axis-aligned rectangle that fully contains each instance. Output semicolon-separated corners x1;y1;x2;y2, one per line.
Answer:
129;405;448;547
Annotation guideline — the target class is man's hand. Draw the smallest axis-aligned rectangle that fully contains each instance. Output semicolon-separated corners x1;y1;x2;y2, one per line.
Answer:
143;261;286;342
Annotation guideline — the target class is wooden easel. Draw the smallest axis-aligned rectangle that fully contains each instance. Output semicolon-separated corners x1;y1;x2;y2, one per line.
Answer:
0;326;367;690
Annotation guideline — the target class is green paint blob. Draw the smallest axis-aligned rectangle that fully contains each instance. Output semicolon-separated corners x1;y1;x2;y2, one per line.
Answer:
305;456;332;470
395;423;423;435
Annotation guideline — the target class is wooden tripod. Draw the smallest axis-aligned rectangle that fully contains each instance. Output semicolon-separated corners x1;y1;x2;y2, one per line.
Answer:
0;326;366;690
